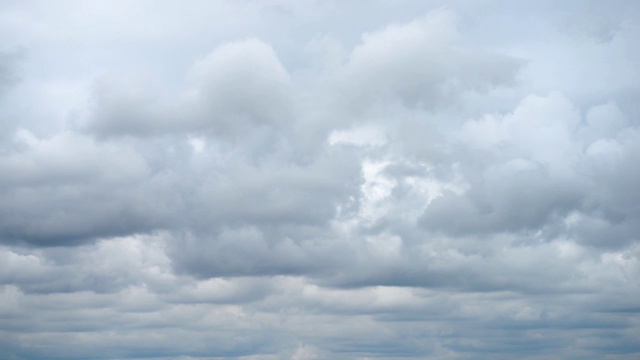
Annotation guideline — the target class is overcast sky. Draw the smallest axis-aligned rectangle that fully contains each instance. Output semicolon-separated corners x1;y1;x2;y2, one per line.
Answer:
1;1;639;359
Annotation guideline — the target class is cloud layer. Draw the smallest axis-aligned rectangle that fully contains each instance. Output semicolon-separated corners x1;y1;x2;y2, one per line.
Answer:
1;1;639;359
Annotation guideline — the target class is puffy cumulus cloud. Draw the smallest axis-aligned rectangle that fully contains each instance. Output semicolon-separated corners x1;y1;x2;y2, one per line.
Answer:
87;38;293;138
0;234;172;294
87;73;175;138
1;1;640;359
418;92;640;249
187;39;293;133
420;93;585;236
0;130;178;246
336;9;521;115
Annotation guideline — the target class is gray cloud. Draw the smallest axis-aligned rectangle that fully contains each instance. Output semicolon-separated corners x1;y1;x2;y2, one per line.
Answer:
87;39;295;139
336;10;521;114
0;50;21;95
0;49;25;144
0;132;176;245
0;1;639;360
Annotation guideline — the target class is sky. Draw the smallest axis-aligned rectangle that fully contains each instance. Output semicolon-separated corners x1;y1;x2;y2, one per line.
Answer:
0;0;639;359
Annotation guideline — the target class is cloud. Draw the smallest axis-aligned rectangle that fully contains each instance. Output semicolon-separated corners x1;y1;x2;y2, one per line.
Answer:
0;49;25;142
0;50;21;95
336;9;521;114
0;2;639;359
416;92;640;249
87;38;293;138
0;131;176;246
187;39;293;132
420;93;585;236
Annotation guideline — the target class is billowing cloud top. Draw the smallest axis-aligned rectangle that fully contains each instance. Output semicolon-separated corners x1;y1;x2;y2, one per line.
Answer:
1;1;639;359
